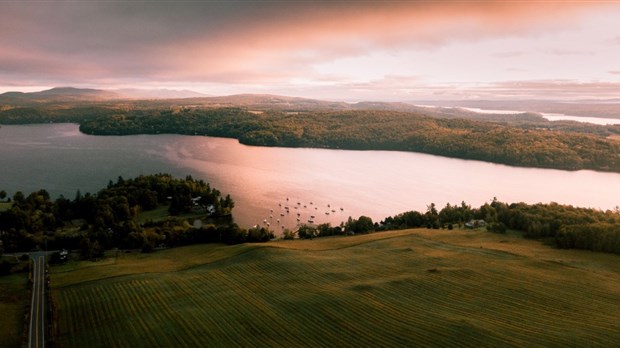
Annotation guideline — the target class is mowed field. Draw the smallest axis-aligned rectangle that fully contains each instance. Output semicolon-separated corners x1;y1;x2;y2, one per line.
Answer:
51;229;620;347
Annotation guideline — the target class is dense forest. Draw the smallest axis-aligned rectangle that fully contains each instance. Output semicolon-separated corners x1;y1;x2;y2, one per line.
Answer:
1;175;619;258
2;104;620;172
0;174;274;260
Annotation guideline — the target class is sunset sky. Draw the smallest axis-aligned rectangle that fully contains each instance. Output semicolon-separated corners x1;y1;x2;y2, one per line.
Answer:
2;1;620;101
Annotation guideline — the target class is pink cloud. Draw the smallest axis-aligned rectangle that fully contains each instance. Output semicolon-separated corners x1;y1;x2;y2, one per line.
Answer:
470;80;620;100
141;2;609;84
0;1;617;94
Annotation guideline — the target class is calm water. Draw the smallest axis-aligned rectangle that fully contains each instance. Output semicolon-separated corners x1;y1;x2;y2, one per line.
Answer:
1;123;619;228
461;107;620;125
420;105;620;125
541;113;620;125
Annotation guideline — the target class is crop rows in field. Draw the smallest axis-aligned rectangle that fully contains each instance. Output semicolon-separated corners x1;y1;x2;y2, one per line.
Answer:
54;233;620;347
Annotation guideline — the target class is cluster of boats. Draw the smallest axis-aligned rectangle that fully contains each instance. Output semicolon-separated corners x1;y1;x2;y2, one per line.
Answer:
259;197;344;230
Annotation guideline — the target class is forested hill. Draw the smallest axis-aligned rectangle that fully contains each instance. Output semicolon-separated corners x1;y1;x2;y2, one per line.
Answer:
1;102;620;172
76;108;620;173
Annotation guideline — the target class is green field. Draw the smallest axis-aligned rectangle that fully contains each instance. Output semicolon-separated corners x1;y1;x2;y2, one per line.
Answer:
51;229;620;347
0;272;28;348
0;202;11;212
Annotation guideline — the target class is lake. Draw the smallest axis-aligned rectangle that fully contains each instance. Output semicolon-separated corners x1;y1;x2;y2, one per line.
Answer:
420;105;620;125
540;113;620;125
1;123;619;228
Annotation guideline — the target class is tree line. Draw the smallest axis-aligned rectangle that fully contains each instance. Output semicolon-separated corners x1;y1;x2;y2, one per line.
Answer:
0;174;245;257
294;199;620;255
1;174;619;257
76;108;620;173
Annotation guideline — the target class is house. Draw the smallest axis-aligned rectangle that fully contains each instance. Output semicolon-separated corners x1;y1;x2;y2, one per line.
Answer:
206;204;216;216
465;219;486;229
59;249;69;262
191;196;202;206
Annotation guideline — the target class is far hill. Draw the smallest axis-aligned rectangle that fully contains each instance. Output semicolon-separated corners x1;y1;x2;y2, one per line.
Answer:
0;87;544;123
115;88;209;99
0;87;122;104
186;93;353;110
2;86;618;121
0;87;208;105
155;94;544;122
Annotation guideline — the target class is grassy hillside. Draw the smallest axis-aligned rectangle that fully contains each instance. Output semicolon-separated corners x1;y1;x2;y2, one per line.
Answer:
51;229;620;347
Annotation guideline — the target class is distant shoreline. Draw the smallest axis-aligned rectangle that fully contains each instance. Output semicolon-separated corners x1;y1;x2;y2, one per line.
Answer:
1;101;620;173
74;108;620;174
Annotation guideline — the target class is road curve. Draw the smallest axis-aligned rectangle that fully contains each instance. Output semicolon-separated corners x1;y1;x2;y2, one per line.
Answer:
29;253;45;348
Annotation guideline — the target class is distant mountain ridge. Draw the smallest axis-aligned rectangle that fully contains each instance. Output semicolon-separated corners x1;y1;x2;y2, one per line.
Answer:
0;87;429;109
0;87;121;102
116;88;209;99
0;87;208;104
0;87;547;124
5;86;616;121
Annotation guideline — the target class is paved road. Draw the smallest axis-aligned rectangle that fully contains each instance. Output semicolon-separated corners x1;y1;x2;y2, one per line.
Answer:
29;253;46;348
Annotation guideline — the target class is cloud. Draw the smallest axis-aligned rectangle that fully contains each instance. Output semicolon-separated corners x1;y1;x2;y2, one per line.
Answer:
470;80;620;100
0;1;610;88
491;51;525;58
270;78;620;102
609;70;620;75
316;79;620;101
547;49;593;56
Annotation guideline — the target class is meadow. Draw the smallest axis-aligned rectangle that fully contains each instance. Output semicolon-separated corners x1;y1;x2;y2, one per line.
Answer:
51;229;620;347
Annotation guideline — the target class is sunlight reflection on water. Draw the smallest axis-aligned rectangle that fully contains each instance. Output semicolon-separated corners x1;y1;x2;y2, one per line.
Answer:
1;123;619;228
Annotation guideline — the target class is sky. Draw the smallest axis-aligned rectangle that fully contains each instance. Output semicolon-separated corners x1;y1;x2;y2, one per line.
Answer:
1;0;620;101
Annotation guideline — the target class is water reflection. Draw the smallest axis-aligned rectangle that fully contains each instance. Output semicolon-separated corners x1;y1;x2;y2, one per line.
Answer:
161;130;620;228
1;123;619;229
541;113;620;125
